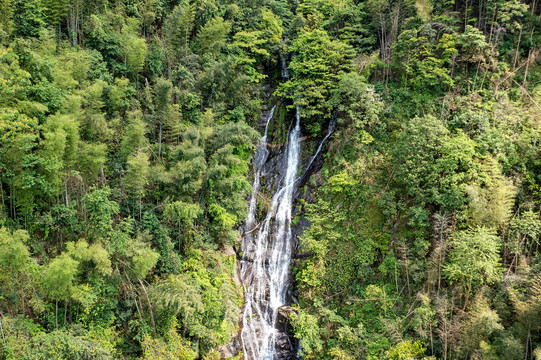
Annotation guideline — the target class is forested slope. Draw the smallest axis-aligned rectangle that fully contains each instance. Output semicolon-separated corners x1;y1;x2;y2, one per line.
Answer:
0;0;540;359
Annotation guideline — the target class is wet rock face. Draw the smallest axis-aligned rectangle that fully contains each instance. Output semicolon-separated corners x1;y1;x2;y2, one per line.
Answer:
219;336;242;359
274;331;300;360
231;69;336;359
239;102;303;359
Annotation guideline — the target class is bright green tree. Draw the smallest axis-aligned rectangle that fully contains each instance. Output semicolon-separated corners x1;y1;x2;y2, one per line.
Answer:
444;227;503;309
155;77;172;157
120;116;147;160
280;28;354;133
0;227;33;312
41;253;79;328
83;186;120;240
172;126;207;197
81;80;109;141
125;150;150;219
195;17;231;58
0;0;14;42
125;36;148;74
0;47;30;101
163;201;202;252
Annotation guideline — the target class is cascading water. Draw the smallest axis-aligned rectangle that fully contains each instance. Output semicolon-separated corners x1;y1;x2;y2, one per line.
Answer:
245;105;275;230
240;104;302;359
297;115;337;182
239;57;337;359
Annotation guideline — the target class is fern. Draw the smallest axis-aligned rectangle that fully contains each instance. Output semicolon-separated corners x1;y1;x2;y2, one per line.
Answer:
151;274;204;328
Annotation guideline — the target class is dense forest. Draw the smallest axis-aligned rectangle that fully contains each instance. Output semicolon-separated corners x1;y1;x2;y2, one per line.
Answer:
0;0;541;359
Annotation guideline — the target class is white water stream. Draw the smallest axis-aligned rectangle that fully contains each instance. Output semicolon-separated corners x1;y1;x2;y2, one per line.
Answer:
240;105;301;359
245;105;275;230
239;57;337;359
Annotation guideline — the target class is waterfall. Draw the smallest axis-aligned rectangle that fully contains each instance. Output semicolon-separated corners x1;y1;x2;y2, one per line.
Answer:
239;56;336;359
240;101;302;359
281;57;290;80
297;114;337;183
245;105;275;231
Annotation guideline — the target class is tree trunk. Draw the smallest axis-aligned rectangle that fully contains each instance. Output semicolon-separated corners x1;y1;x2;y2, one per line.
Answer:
55;299;58;329
158;121;162;158
0;315;5;346
64;300;68;326
65;181;69;206
139;279;156;335
513;26;523;72
463;279;472;310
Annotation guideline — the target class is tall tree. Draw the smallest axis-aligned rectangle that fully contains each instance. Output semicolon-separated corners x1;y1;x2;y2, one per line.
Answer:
155;78;172;158
0;0;14;42
280;28;354;134
125;150;150;219
444;227;503;309
165;3;195;59
41;253;78;329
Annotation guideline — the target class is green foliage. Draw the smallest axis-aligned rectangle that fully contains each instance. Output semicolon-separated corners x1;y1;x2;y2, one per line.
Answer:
77;141;107;183
13;0;47;37
195;17;231;58
0;0;14;42
0;227;30;276
196;57;259;112
0;47;30;99
388;340;426;360
292;310;323;354
125;150;150;216
280;28;354;133
151;252;241;352
330;72;383;131
81;80;109;141
164;4;195;58
41;252;79;302
172;127;207;196
1;0;541;358
444;227;503;306
392;115;481;226
393;27;454;91
43;0;68;27
120;117;147;160
0;227;35;312
83;186;120;240
0;107;57;218
128;236;160;280
141;320;197;360
108;77;134;115
466;158;517;228
163;201;202;251
125;36;148;74
457;294;505;359
66;240;112;276
0;317;113;360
